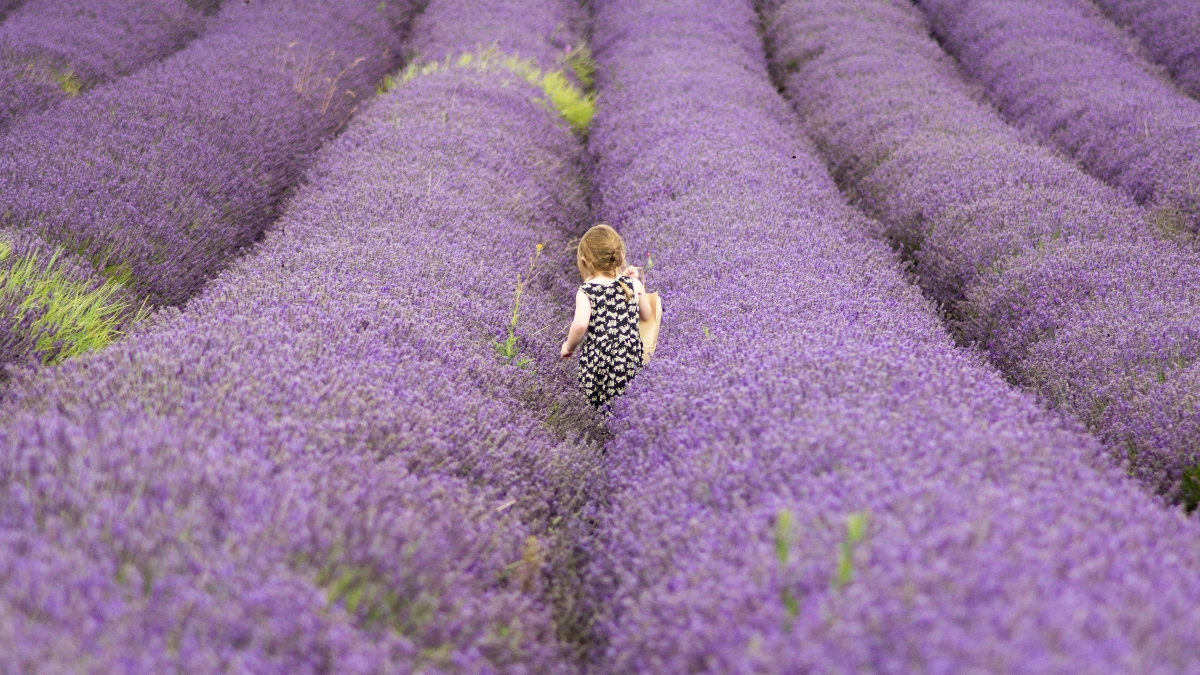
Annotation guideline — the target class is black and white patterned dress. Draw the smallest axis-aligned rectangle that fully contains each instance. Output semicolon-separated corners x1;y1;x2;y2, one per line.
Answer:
579;277;643;409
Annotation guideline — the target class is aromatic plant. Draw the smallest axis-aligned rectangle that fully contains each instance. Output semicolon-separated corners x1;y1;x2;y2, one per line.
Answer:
914;0;1200;232
0;0;26;21
1090;0;1200;101
0;0;215;132
0;0;603;671
0;0;415;321
764;0;1200;500
582;0;1200;672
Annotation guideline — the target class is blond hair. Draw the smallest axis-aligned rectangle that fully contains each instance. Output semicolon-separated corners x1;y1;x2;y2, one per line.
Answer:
577;223;632;301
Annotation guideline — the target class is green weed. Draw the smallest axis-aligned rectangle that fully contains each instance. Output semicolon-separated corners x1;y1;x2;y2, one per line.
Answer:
494;243;542;367
834;512;869;589
386;47;596;133
539;69;594;133
15;61;84;96
1181;464;1200;513
774;509;799;618
52;68;82;96
0;240;146;364
565;45;596;88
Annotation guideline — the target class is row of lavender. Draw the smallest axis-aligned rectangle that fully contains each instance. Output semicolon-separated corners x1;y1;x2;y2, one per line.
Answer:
0;0;217;133
1091;0;1200;100
762;0;1200;502
0;0;603;670
581;0;1200;672
0;0;413;373
0;0;219;369
913;0;1200;233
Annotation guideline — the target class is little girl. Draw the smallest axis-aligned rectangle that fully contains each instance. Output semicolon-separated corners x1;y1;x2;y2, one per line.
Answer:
560;224;653;409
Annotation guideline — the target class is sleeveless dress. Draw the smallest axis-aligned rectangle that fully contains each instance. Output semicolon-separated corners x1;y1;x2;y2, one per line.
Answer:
579;276;643;409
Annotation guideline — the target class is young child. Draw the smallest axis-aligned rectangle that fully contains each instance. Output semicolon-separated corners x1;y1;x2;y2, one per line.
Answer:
561;224;653;409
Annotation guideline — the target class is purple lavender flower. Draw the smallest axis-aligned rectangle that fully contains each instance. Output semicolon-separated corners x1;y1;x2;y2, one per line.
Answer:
581;0;1200;671
0;0;25;20
0;0;598;670
1091;0;1200;101
0;0;214;132
0;0;410;313
915;0;1200;232
764;0;1200;499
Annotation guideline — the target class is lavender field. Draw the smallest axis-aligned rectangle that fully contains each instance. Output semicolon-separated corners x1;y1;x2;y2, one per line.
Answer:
0;0;1198;673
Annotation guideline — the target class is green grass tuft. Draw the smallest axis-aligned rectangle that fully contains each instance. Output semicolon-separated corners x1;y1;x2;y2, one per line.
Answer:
15;61;84;96
539;70;594;133
386;46;596;133
565;45;596;89
1181;464;1200;513
0;240;146;364
52;68;82;96
834;512;868;589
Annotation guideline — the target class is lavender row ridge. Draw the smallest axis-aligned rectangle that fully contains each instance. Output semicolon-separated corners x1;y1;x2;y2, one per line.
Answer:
0;0;215;133
914;0;1200;233
763;0;1200;501
0;0;417;373
1090;0;1200;101
0;0;602;670
584;0;1200;671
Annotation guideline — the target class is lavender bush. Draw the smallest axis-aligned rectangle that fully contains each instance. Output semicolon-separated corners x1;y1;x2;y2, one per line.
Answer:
0;0;411;317
0;0;215;132
762;0;1200;500
0;0;604;670
1091;0;1200;100
0;0;24;20
914;0;1200;232
581;0;1200;671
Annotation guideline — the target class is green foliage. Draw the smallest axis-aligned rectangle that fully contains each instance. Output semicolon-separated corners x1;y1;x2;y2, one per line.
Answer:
773;509;792;566
0;240;145;364
1181;464;1200;513
539;69;594;133
53;68;82;96
314;550;428;634
494;244;542;367
565;45;596;89
12;59;84;96
311;547;532;668
834;512;869;588
385;47;596;133
773;509;799;618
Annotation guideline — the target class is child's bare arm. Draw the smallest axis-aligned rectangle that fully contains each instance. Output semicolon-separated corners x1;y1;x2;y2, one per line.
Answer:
632;278;652;322
561;288;590;358
622;266;654;322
